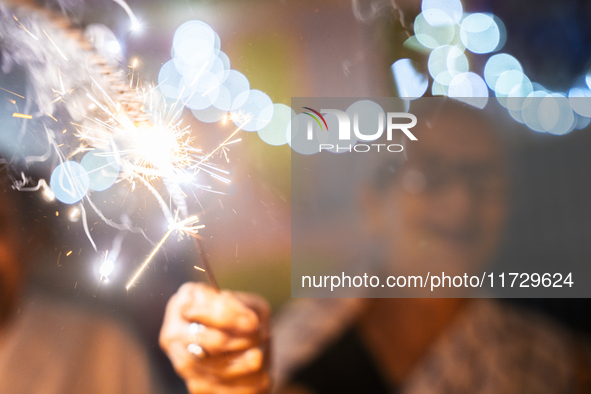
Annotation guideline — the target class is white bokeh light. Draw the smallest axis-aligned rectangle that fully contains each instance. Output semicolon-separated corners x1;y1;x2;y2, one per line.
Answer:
460;13;500;54
391;59;429;99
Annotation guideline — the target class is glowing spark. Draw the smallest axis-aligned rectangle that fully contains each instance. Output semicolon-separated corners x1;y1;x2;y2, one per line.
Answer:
44;185;55;200
12;15;38;40
42;29;68;61
66;251;72;256
229;110;253;125
111;0;142;32
126;216;204;289
45;112;58;122
0;87;24;98
85;93;116;119
70;207;80;219
125;229;171;289
99;255;115;278
169;215;205;234
194;266;205;272
130;21;142;32
57;68;66;96
12;113;32;119
197;120;249;165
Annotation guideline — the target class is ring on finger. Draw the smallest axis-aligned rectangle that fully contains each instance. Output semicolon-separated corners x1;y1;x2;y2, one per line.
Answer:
187;323;208;359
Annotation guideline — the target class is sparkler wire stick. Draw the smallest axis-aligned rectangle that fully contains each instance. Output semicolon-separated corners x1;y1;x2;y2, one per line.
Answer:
193;236;219;292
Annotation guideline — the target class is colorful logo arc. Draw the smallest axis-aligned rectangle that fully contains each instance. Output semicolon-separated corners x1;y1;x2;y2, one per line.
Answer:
302;107;328;131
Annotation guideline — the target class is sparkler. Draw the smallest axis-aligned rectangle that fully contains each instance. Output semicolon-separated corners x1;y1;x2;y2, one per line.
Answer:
0;0;259;290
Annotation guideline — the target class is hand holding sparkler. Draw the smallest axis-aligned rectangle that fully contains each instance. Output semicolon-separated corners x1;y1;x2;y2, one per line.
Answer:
159;282;271;394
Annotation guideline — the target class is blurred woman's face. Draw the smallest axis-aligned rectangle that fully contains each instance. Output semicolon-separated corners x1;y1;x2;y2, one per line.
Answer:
373;112;508;278
0;190;26;325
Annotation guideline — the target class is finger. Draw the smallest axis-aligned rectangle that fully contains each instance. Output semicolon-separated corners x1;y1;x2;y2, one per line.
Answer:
193;324;260;355
170;342;264;380
160;292;190;351
197;347;265;379
165;338;199;380
234;292;271;328
232;293;271;365
169;345;268;392
186;370;270;394
221;370;271;394
179;283;260;334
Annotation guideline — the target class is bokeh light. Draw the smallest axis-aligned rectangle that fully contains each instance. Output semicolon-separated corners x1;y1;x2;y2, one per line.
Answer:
50;161;90;204
484;54;522;92
191;106;228;123
346;100;386;142
432;81;448;96
172;20;217;70
522;92;549;133
492;15;507;52
494;70;532;108
568;87;591;117
230;89;274;132
574;114;591;129
403;36;431;54
80;149;120;192
289;112;329;155
396;1;587;136
538;94;575;135
414;12;455;49
391;59;428;99
157;11;591;149
257;104;293;146
459;13;500;54
448;72;489;109
214;70;250;111
158;60;186;100
321;108;359;154
422;0;463;24
428;45;469;86
183;71;221;110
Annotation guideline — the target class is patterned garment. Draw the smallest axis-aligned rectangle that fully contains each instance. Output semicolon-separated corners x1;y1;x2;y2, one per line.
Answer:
273;299;589;393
